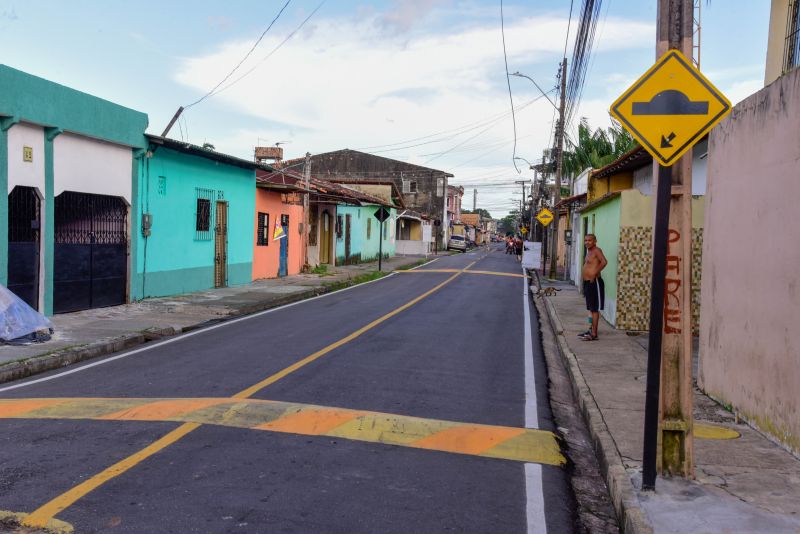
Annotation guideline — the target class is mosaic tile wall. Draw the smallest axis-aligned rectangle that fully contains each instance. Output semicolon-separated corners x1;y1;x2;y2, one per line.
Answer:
616;226;703;334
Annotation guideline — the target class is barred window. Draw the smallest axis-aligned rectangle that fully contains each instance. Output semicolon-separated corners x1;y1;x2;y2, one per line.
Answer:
436;177;444;197
196;200;210;231
785;0;800;73
336;215;343;239
257;212;269;246
195;188;214;240
308;209;318;246
367;218;372;239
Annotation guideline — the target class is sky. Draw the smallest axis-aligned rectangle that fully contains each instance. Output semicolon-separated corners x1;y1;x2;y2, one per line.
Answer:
0;0;769;217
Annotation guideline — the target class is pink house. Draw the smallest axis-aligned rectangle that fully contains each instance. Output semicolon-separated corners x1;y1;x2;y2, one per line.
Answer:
252;169;307;279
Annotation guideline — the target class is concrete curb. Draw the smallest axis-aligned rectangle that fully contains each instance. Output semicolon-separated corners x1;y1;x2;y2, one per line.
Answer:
539;293;653;534
0;264;413;386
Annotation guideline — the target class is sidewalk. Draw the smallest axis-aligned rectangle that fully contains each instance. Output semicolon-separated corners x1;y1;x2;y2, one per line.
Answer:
536;280;800;534
0;254;432;385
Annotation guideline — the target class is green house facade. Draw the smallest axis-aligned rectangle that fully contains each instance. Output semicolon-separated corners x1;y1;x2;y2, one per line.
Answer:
1;65;148;315
134;136;256;299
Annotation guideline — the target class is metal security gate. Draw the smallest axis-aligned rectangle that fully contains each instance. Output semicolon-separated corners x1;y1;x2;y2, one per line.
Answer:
7;186;40;309
54;192;128;314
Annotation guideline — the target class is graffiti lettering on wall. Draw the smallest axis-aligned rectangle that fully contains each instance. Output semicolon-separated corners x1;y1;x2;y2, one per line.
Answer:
664;229;682;334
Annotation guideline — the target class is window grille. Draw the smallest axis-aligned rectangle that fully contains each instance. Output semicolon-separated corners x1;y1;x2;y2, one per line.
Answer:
257;212;269;246
308;209;318;246
336;215;343;239
436;177;444;197
785;0;800;74
367;218;372;239
409;180;418;193
158;176;167;196
195;188;214;241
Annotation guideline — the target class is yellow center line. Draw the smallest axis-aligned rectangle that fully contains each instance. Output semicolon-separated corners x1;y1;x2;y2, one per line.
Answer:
396;269;526;279
22;262;480;528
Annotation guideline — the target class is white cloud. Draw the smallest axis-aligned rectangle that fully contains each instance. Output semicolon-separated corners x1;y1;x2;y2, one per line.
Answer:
173;7;654;216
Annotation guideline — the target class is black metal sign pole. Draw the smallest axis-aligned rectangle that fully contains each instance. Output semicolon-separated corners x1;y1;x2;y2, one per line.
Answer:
378;220;384;272
641;163;673;491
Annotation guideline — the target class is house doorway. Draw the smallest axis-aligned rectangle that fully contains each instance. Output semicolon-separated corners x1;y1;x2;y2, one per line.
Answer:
53;191;127;313
214;201;228;288
7;186;40;310
279;214;289;277
344;214;352;264
320;210;332;264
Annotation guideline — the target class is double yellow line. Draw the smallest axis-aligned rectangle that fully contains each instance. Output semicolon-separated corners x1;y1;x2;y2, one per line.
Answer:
22;261;478;528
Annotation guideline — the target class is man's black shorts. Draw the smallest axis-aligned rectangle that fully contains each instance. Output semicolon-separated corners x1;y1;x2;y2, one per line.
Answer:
583;277;605;312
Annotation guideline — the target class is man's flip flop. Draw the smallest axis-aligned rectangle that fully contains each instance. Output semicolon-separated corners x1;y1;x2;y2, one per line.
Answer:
577;330;592;338
580;333;598;341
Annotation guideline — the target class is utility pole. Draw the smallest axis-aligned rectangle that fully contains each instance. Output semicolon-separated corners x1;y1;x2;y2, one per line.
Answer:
303;152;311;271
549;59;567;279
473;188;477;212
514;180;531;237
641;0;695;490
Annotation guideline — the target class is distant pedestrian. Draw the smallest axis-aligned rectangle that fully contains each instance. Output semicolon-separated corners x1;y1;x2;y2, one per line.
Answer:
580;234;607;341
514;236;523;262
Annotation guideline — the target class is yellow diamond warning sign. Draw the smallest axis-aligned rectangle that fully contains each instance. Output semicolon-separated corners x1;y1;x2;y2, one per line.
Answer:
610;50;731;167
535;208;554;227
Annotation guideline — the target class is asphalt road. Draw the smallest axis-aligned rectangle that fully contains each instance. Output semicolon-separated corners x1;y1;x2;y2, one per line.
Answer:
0;247;576;533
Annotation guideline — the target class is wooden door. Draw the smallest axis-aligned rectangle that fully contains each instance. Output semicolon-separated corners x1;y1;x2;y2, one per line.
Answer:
214;201;228;288
320;210;331;264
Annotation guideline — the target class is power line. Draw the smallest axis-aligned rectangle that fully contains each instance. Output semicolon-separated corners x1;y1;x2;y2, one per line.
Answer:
214;0;327;97
499;0;520;174
184;0;292;109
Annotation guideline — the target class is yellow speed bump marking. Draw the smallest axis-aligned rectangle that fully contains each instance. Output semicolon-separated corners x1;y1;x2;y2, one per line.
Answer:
16;261;486;528
0;397;564;466
0;510;73;533
694;422;740;440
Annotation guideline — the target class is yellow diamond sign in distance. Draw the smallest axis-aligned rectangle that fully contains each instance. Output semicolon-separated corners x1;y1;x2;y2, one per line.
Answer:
535;208;554;227
610;50;731;167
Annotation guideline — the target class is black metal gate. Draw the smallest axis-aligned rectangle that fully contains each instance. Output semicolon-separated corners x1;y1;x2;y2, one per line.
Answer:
7;186;40;309
54;191;128;314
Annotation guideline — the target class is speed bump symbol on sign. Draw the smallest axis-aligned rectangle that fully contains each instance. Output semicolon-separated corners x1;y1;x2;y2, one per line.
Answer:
610;49;731;166
535;208;554;227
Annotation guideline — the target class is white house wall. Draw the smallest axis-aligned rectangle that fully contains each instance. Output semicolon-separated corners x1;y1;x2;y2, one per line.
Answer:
7;122;45;194
53;133;133;203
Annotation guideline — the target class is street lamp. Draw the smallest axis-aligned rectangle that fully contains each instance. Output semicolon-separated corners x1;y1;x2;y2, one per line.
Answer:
513;156;535;169
510;72;559;111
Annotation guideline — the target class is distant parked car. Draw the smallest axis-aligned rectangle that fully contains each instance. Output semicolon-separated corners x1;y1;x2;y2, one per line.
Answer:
448;234;467;251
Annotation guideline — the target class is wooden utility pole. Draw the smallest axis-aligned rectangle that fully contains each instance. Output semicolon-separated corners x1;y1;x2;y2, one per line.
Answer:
643;0;695;487
514;180;531;235
549;59;567;279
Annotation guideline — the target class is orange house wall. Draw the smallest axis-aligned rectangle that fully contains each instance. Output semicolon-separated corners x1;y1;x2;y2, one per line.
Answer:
252;189;305;280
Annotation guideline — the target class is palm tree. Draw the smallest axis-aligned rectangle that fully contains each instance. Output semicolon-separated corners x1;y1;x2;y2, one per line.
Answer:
562;117;636;181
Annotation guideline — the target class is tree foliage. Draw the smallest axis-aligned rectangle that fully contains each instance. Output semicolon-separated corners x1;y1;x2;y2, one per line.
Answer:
562;117;637;179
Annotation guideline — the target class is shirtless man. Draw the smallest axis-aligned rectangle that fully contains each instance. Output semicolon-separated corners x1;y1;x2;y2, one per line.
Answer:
580;234;608;340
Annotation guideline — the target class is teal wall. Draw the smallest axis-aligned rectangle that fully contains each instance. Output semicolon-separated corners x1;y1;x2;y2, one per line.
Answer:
134;146;255;299
0;65;148;149
335;205;396;265
1;65;148;314
582;195;621;324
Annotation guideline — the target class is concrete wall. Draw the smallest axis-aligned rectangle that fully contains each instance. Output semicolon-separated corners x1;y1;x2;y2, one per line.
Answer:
135;147;254;299
54;133;133;203
252;189;304;280
699;68;800;455
8;122;45;194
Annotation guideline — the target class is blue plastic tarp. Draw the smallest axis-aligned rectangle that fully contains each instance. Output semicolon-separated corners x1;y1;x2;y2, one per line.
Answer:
0;284;53;341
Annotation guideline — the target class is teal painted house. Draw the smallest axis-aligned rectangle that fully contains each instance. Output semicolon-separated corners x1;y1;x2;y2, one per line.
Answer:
134;136;256;299
334;205;397;265
1;65;147;315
